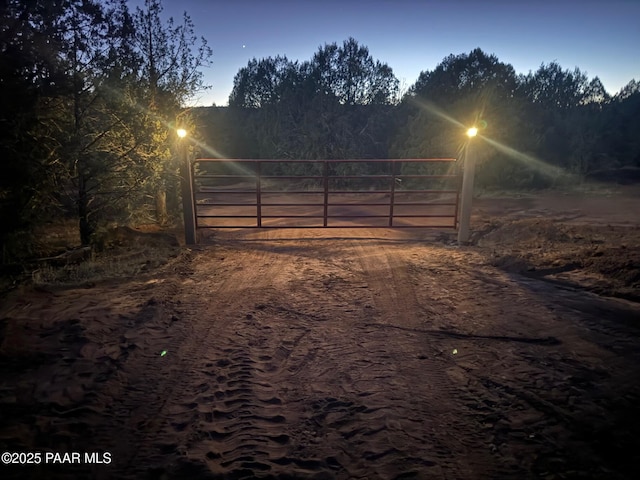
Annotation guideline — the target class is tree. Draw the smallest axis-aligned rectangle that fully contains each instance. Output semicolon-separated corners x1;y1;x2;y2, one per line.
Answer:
602;80;640;168
614;79;639;101
1;0;213;256
581;77;611;105
309;37;399;106
227;38;400;169
0;0;127;246
229;56;303;109
409;48;517;106
518;62;591;109
0;0;72;248
393;48;524;186
50;0;152;245
132;0;212;226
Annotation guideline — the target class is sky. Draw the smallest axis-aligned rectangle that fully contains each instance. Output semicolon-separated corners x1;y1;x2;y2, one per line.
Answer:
139;0;640;107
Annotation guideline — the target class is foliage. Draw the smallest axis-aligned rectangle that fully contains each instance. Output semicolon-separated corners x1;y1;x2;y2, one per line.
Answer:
0;0;71;236
132;0;212;226
214;45;639;191
308;38;399;106
0;0;211;256
391;49;523;184
225;38;399;182
229;56;303;109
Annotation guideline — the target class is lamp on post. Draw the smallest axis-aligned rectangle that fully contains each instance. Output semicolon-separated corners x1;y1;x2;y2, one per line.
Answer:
457;127;478;244
178;128;197;245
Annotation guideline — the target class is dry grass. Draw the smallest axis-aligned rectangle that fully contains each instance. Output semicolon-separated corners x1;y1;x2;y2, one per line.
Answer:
1;221;181;293
30;244;179;288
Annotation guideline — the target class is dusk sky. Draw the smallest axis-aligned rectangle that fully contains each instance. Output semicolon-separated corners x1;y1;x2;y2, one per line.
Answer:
144;0;640;107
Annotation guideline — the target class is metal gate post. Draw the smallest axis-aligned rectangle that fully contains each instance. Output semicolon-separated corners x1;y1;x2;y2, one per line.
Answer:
323;161;329;227
256;161;262;227
388;160;396;227
457;133;477;244
180;140;197;245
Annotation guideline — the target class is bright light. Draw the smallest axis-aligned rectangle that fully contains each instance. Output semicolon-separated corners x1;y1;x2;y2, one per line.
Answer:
467;127;478;138
177;128;187;138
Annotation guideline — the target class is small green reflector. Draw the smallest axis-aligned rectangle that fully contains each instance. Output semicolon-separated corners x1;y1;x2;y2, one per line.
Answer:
161;350;167;356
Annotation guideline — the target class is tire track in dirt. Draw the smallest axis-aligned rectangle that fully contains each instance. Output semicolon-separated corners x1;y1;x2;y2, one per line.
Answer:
157;233;363;478
92;231;293;479
171;312;324;478
113;230;375;479
147;232;465;478
166;232;516;478
256;236;452;478
350;238;499;478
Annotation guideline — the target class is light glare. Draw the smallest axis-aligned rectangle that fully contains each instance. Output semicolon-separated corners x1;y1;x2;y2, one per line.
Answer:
467;127;478;138
177;128;187;138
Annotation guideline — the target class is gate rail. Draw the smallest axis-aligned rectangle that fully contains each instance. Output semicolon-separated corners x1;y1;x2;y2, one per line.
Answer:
190;158;460;230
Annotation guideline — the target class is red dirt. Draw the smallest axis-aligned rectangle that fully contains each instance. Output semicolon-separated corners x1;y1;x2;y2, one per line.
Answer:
1;186;639;479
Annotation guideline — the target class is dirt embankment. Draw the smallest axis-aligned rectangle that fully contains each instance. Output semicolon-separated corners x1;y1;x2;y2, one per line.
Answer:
468;187;640;302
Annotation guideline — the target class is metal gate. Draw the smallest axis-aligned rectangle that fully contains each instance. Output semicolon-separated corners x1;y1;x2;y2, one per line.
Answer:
189;158;461;230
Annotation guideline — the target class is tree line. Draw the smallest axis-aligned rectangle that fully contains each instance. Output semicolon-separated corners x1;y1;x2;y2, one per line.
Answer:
197;40;639;189
2;0;639;260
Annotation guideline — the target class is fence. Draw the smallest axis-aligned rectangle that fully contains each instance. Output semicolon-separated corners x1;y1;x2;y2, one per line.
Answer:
188;158;461;231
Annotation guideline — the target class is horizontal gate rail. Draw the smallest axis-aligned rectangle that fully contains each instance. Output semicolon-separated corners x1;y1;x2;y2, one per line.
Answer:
191;158;461;230
195;158;455;163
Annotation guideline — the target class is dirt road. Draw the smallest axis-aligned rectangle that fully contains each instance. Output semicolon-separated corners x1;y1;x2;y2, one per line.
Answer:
2;221;640;479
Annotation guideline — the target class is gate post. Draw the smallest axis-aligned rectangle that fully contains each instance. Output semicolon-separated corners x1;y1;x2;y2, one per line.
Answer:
388;160;396;227
178;130;197;245
256;160;262;227
457;128;478;244
323;161;329;227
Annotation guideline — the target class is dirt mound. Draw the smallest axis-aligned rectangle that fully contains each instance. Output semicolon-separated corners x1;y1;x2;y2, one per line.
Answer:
475;218;640;301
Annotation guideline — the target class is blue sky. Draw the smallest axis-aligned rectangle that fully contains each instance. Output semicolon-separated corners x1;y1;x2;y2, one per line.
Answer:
147;0;640;106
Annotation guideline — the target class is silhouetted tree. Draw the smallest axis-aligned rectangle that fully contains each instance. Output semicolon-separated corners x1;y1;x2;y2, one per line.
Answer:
229;56;303;109
392;49;530;187
0;0;73;249
602;81;640;169
309;37;399;106
410;48;517;105
227;39;399;170
132;0;212;225
615;79;639;101
519;62;591;109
